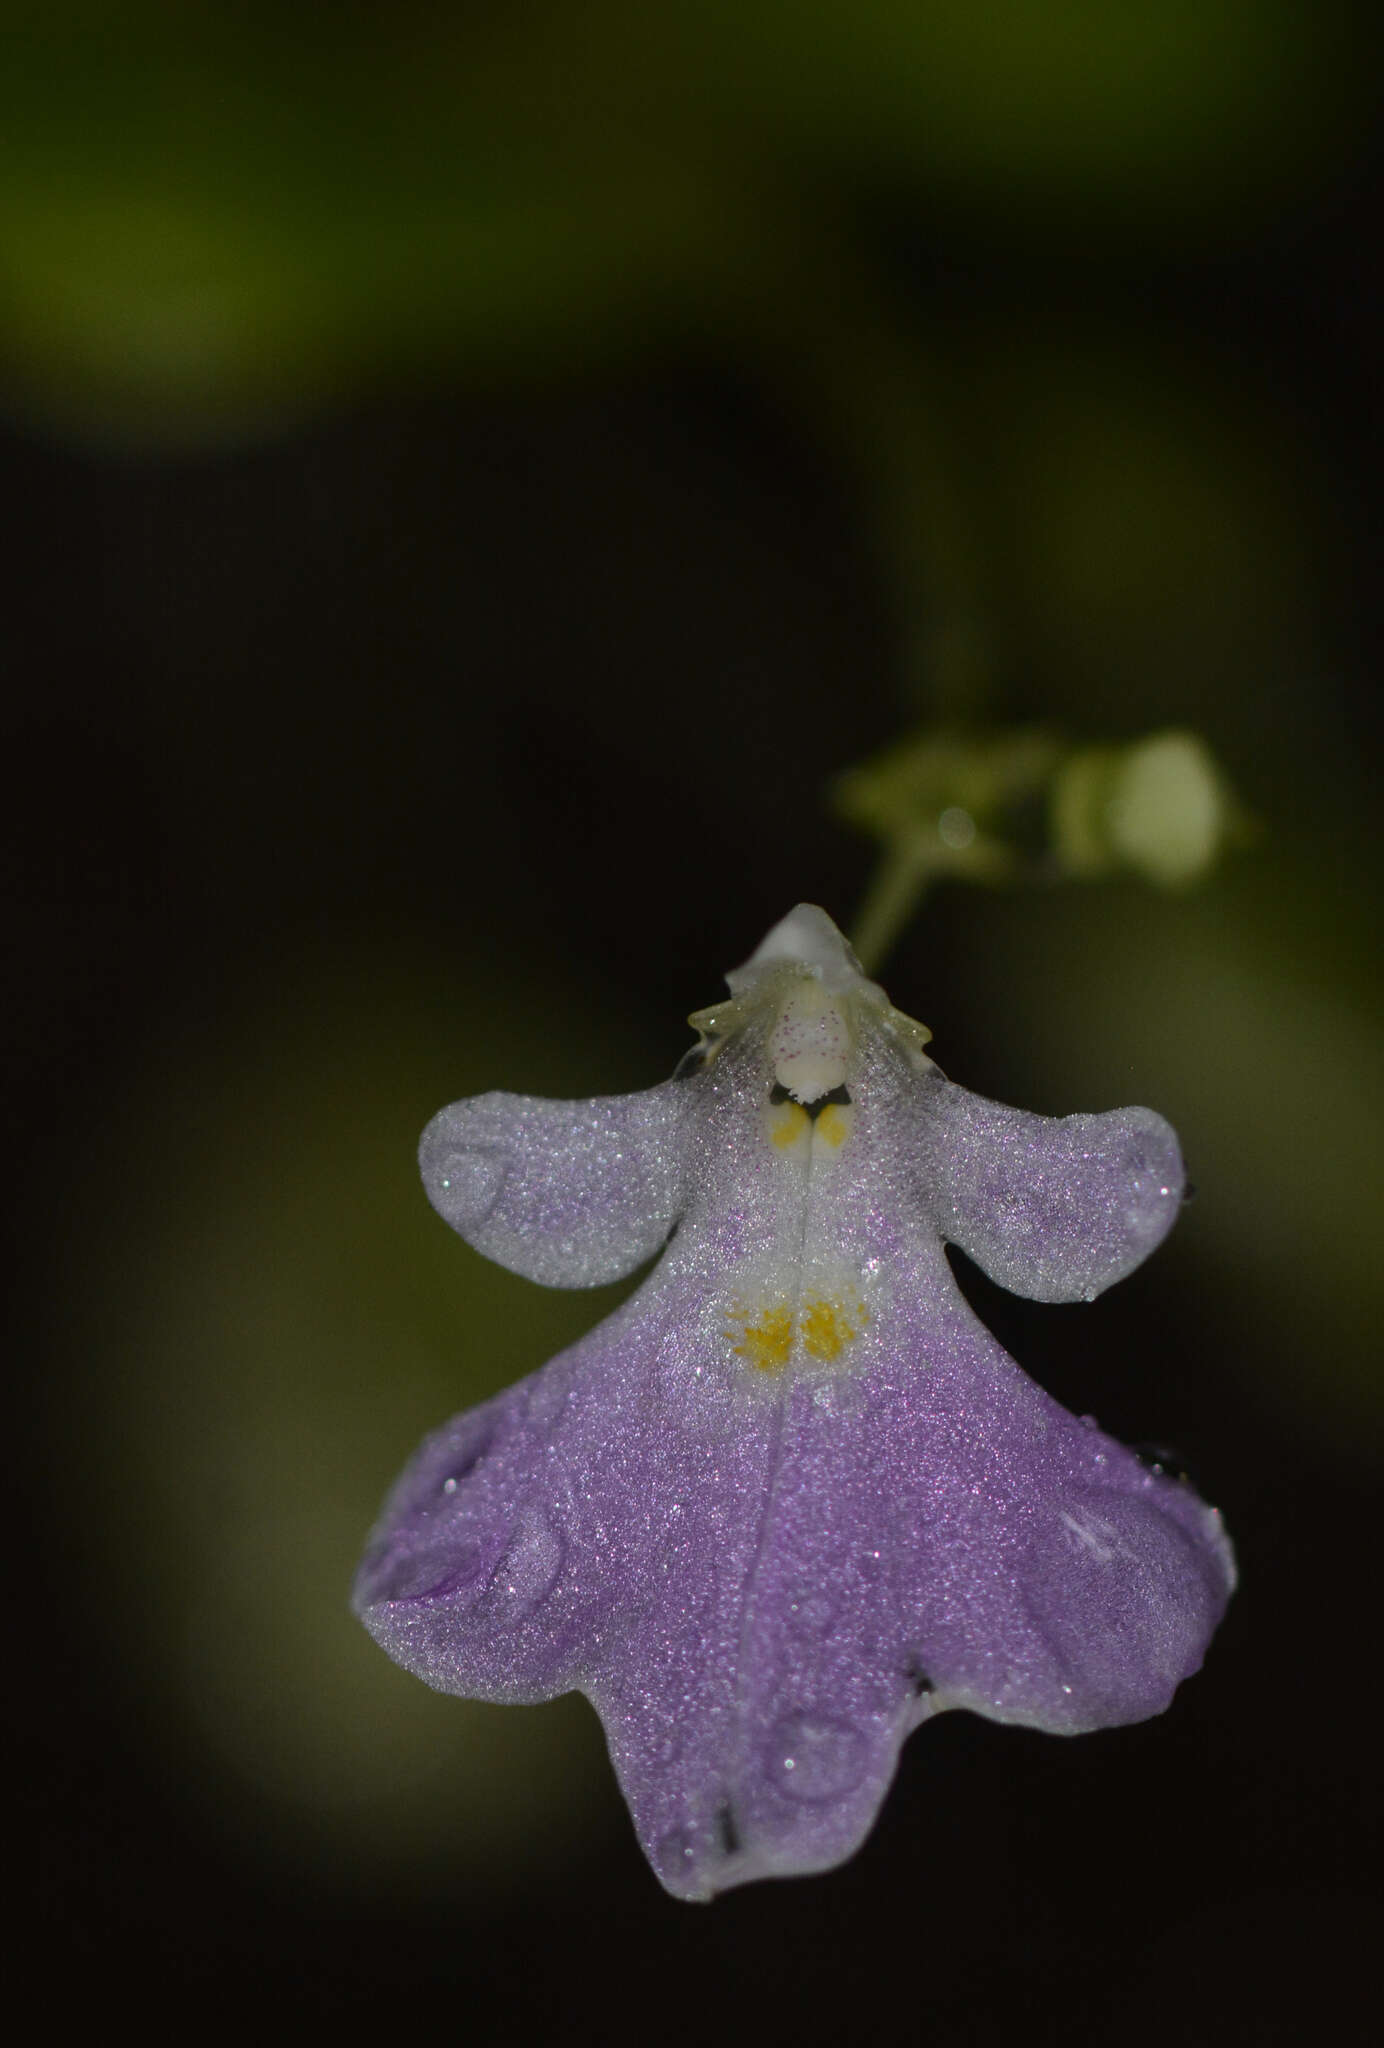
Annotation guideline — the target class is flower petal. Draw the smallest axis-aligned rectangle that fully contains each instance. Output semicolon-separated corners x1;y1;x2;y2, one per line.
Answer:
751;1260;1238;1744
609;1264;1232;1898
914;1079;1185;1301
353;1270;771;1712
353;1375;580;1701
419;1084;690;1287
360;904;1233;1900
356;1241;1233;1899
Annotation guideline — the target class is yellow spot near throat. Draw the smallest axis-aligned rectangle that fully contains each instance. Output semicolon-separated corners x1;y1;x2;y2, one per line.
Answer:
799;1296;866;1360
767;1100;854;1149
726;1292;870;1373
770;1101;809;1147
728;1300;795;1372
816;1103;850;1147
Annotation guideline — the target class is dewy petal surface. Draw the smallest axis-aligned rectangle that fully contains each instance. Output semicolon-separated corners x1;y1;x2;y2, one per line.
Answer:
356;905;1235;1899
419;1085;690;1287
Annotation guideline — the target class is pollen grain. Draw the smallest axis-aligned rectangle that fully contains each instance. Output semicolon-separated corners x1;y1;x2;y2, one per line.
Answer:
725;1292;870;1373
799;1295;869;1361
728;1301;796;1372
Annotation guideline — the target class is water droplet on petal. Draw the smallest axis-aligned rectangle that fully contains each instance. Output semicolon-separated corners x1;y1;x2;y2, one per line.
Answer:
389;1560;459;1603
485;1507;564;1620
432;1146;506;1227
768;1712;868;1803
653;1826;698;1885
358;1535;486;1605
432;1427;493;1502
1132;1441;1197;1486
788;1589;837;1636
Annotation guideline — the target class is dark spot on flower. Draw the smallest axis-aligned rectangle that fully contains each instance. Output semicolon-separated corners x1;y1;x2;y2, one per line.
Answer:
674;1035;725;1081
769;1082;853;1118
715;1804;741;1856
1182;1180;1199;1204
812;1084;852;1115
1132;1442;1197;1486
904;1661;935;1698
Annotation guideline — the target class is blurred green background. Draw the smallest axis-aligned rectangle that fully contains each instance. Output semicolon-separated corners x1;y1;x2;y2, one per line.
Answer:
8;3;1379;2041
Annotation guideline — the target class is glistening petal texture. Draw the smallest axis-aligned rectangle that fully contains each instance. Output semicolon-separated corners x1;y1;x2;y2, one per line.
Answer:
910;1079;1186;1302
355;1244;1232;1899
419;1084;690;1286
355;1272;771;1712
359;904;1234;1898
655;1276;1232;1895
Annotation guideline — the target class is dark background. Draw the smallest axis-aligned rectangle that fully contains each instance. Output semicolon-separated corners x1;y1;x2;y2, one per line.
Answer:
7;7;1380;2042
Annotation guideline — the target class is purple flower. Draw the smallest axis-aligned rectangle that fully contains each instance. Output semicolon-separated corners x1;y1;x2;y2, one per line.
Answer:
355;906;1234;1898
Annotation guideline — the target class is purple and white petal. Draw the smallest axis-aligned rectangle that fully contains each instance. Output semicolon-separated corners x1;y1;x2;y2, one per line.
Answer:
912;1081;1186;1302
359;904;1234;1899
420;1084;691;1287
355;1270;765;1710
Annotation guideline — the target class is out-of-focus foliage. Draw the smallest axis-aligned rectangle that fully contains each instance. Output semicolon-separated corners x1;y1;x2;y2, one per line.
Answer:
974;858;1381;1441
0;0;1366;439
837;727;1062;865
839;721;1244;893
835;723;1245;967
1052;732;1244;888
61;938;661;1890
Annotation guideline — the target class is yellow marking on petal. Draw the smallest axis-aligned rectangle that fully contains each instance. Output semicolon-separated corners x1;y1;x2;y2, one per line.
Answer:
769;1101;810;1148
727;1299;796;1373
725;1291;871;1373
815;1103;853;1148
799;1295;870;1361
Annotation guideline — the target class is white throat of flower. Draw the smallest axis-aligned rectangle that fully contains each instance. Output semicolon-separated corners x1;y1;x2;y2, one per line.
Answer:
686;903;934;1096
